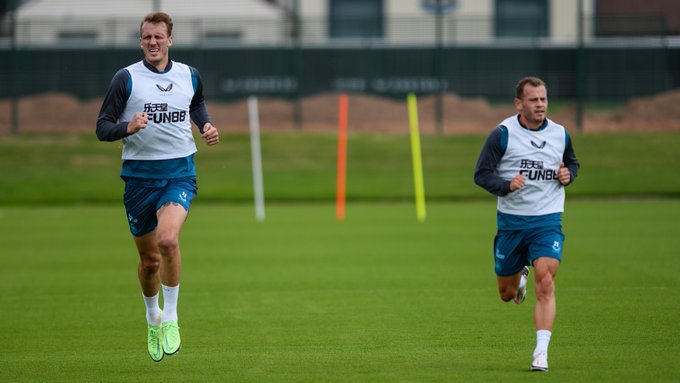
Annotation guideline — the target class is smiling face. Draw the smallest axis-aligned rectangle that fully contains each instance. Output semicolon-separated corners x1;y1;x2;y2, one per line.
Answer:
140;21;172;71
515;83;548;130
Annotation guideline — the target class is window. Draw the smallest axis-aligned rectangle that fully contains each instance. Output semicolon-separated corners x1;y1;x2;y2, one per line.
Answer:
595;0;677;36
58;31;98;45
203;31;241;44
330;0;383;38
495;0;549;38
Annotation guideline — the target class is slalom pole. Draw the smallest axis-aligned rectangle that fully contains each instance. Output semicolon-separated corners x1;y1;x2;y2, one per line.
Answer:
407;93;427;222
336;93;348;221
248;96;266;221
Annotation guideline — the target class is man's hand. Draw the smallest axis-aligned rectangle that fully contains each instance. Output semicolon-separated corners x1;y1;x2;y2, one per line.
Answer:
127;112;148;134
509;173;526;192
201;123;219;146
557;162;571;185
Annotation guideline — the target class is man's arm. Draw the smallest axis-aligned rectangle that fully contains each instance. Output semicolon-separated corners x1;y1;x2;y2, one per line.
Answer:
561;132;580;185
96;69;132;142
188;67;212;133
474;126;512;196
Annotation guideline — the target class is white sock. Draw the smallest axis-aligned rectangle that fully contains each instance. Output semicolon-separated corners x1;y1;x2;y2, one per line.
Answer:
143;293;162;326
534;330;552;357
161;284;179;324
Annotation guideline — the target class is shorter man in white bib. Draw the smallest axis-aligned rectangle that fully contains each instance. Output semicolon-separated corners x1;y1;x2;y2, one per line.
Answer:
96;12;219;362
474;77;580;372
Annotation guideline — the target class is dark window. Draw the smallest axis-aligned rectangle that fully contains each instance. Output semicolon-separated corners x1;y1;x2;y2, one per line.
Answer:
595;0;678;36
203;31;241;44
330;0;383;38
58;31;98;44
495;0;549;38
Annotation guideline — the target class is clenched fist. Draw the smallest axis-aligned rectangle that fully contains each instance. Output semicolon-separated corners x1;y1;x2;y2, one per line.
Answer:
557;162;571;185
510;173;526;192
127;112;148;134
201;123;219;146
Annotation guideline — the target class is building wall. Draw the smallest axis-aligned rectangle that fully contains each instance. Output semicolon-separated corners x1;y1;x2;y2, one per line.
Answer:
297;0;595;45
14;0;655;47
15;0;286;47
597;0;680;35
551;0;595;43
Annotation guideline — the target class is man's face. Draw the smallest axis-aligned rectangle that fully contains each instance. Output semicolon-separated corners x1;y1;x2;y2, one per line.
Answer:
515;84;548;128
140;22;172;68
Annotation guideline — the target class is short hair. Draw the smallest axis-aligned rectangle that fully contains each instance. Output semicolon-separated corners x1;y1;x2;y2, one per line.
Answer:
140;12;173;37
515;76;546;99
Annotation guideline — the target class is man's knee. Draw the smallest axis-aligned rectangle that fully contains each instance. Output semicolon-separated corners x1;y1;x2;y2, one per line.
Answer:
156;233;179;255
157;237;179;254
535;273;554;300
499;285;517;302
500;292;515;302
497;273;522;302
139;255;160;274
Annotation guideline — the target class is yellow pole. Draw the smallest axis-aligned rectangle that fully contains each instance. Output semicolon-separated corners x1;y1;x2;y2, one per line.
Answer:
407;93;426;222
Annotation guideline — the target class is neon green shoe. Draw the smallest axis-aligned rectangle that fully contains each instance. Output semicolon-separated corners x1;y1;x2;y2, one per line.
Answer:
161;321;181;355
147;324;164;362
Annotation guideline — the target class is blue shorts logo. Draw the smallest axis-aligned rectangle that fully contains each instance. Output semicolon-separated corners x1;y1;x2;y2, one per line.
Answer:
179;192;188;202
128;214;139;233
495;248;506;260
552;241;561;252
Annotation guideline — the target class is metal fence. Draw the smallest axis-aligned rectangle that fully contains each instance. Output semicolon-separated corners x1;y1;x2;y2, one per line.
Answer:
1;6;679;134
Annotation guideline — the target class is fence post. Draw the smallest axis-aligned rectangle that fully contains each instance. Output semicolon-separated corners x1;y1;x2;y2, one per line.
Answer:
292;0;302;131
435;6;444;135
10;0;19;135
575;0;584;132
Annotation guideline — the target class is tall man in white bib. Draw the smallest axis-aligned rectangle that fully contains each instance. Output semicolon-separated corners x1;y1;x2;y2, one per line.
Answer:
474;77;579;372
96;12;219;362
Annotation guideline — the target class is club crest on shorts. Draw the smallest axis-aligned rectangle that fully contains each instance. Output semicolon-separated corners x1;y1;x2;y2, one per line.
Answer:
552;241;561;252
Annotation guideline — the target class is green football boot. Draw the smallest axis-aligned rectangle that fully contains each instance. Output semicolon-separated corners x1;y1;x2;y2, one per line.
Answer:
147;324;164;362
161;321;181;355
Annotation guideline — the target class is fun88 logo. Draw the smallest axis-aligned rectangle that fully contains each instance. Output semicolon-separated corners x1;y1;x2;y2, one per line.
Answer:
144;103;187;124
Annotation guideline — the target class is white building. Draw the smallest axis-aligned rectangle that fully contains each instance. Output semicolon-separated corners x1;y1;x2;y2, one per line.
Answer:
15;0;287;47
292;0;596;45
13;0;597;47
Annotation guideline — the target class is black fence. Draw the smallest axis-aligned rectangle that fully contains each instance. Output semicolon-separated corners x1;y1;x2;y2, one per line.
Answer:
1;45;678;102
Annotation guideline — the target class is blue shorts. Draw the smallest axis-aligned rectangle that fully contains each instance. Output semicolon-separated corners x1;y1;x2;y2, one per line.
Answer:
123;177;197;237
493;226;564;276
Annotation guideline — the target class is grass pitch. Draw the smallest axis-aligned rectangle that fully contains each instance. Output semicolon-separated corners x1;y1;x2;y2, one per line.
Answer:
2;131;680;204
0;200;678;382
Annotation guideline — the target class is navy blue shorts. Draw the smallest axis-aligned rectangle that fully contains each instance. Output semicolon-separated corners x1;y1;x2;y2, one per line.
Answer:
493;226;564;277
123;177;197;237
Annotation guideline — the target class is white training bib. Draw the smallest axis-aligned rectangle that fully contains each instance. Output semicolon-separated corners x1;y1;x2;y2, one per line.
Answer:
120;61;197;160
496;116;566;216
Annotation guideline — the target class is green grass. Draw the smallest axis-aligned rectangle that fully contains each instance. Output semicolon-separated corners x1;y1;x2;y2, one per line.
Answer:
1;200;678;382
1;131;679;205
1;130;678;381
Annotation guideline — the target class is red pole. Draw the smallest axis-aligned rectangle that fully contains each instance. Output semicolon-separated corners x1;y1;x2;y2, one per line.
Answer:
336;93;348;221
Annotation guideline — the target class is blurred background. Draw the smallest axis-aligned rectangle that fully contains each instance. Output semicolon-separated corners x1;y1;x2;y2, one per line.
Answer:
1;0;680;136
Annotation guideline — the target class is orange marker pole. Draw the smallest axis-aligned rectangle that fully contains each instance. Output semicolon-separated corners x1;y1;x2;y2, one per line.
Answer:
336;93;348;221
